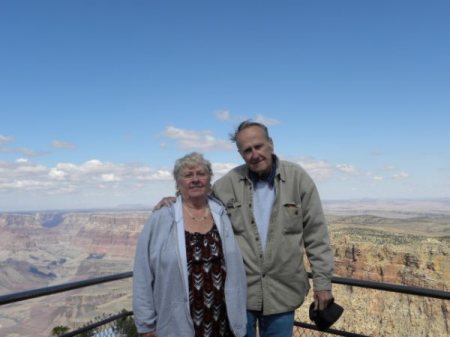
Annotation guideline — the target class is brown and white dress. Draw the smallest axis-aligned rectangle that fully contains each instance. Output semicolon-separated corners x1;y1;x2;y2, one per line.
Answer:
185;223;234;337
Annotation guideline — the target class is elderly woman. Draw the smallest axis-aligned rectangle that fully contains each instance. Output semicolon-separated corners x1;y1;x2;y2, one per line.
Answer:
133;152;247;337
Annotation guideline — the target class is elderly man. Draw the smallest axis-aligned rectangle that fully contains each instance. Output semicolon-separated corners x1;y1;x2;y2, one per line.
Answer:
212;120;334;337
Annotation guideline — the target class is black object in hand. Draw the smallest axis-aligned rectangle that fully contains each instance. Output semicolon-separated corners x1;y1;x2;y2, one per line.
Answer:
309;299;344;330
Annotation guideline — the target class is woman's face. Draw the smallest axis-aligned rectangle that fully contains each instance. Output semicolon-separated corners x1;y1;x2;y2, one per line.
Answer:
177;164;210;200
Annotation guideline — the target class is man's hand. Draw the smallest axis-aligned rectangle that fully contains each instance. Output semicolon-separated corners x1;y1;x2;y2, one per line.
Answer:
313;290;333;311
139;332;156;337
153;196;177;210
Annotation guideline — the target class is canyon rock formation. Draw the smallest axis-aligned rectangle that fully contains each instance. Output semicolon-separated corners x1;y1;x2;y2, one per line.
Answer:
0;200;449;337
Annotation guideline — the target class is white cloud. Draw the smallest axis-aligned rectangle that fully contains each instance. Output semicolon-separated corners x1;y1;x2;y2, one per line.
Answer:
18;147;49;157
136;169;172;181
392;171;409;179
294;158;335;179
17;164;48;173
52;140;76;149
215;110;230;121
49;168;67;180
336;164;358;175
289;157;365;181
101;173;121;182
0;136;48;157
163;126;233;151
212;162;238;178
379;165;409;180
0;134;14;145
0;159;174;194
254;114;280;126
212;111;280;127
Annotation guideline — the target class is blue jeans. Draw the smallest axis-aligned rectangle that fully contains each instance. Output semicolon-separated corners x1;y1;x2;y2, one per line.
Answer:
246;310;295;337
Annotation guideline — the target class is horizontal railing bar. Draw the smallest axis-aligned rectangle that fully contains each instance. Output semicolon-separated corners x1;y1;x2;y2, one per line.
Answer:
329;274;450;300
1;271;449;307
59;310;133;337
0;271;132;306
294;321;370;337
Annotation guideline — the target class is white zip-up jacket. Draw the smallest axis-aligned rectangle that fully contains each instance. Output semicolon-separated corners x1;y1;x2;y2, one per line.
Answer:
133;196;247;337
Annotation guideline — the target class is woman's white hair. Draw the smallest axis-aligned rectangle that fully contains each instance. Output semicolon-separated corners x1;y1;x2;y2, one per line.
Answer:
173;152;213;193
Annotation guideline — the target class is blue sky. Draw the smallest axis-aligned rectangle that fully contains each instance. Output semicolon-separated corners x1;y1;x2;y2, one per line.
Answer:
1;0;449;211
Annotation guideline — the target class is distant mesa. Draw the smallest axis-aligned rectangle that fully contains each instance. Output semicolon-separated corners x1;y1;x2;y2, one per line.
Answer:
113;204;152;210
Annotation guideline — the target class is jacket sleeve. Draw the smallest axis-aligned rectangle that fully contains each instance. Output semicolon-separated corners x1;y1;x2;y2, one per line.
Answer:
221;211;248;336
133;214;158;334
301;178;334;291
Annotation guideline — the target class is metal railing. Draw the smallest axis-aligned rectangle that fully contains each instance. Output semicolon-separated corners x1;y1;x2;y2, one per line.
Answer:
1;272;449;337
58;310;135;337
0;272;132;306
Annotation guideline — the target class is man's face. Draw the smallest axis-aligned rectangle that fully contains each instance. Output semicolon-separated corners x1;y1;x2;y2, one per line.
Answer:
236;125;274;175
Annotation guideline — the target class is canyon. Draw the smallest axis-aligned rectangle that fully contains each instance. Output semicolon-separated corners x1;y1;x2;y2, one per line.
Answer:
0;199;449;337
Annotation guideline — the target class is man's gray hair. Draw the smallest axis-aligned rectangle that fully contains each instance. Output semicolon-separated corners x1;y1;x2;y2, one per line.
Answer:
229;119;273;148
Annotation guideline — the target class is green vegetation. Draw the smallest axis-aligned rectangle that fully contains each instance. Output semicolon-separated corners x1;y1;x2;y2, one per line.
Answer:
51;326;69;337
51;309;137;337
114;310;138;337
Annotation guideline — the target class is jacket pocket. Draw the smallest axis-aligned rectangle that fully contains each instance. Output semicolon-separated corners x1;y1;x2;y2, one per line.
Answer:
156;300;185;331
225;199;245;234
282;202;303;234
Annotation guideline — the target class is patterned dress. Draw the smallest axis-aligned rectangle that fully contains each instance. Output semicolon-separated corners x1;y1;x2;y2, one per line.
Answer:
185;223;234;337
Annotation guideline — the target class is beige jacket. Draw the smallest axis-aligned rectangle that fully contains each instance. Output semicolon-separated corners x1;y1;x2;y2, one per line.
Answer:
212;157;334;315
